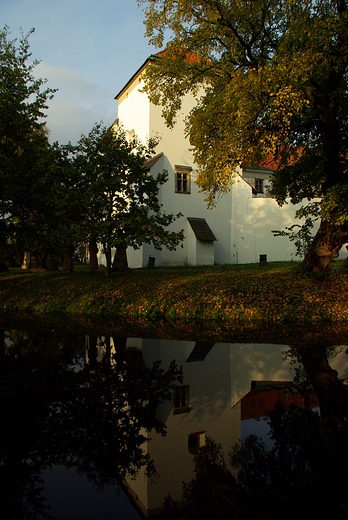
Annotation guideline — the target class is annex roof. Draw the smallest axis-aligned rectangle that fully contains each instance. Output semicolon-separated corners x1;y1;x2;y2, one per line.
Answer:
144;152;164;171
187;217;217;241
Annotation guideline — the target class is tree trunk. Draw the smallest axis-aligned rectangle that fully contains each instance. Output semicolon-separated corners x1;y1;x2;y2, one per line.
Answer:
86;335;98;369
105;248;112;277
303;220;348;275
29;251;48;271
112;242;128;270
44;251;59;271
0;329;5;364
21;251;30;270
88;240;98;272
63;246;74;272
0;232;8;272
299;345;348;420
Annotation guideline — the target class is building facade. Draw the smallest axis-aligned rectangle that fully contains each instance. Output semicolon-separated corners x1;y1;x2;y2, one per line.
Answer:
108;56;317;268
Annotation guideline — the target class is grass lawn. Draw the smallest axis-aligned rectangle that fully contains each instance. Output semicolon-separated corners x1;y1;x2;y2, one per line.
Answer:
0;261;347;326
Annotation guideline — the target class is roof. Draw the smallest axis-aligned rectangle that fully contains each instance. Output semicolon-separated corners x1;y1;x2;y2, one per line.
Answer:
241;384;319;420
187;342;215;362
244;149;304;173
187;217;217;241
144;152;163;171
175;164;192;172
115;51;165;100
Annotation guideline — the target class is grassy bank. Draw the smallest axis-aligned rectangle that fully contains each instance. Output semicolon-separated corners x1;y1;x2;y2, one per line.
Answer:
0;261;347;325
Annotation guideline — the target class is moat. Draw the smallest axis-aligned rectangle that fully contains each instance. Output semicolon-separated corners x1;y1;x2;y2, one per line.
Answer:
1;317;348;519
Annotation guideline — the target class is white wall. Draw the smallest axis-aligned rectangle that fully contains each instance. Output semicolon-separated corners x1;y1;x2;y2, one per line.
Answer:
125;246;143;269
117;75;150;146
195;239;215;266
231;178;319;264
338;244;348;261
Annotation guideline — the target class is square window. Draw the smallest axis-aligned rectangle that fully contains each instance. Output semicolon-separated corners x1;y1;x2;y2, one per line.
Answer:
175;167;191;193
255;178;264;193
173;385;190;414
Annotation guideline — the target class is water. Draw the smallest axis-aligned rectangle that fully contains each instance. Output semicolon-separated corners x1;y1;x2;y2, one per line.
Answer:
39;465;138;520
1;320;348;519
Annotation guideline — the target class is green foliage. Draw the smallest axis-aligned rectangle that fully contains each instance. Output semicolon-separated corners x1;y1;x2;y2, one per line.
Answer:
0;26;57;266
0;328;183;517
71;122;184;270
47;141;88;252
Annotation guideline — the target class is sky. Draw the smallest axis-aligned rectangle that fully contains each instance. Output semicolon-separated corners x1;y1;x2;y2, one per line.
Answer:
0;0;159;144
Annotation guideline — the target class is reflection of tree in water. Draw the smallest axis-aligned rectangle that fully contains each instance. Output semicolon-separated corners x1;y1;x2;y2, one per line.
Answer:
167;344;348;520
47;335;183;484
0;330;182;519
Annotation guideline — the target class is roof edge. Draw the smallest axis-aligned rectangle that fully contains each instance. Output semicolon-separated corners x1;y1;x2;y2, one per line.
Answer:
115;52;163;101
187;217;217;241
144;151;164;171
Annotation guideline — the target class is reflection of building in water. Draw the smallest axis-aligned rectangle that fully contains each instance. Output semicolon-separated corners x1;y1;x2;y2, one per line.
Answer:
122;340;300;518
84;337;348;518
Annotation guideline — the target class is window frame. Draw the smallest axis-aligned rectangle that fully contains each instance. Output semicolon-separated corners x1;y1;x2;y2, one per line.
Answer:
173;385;190;415
255;178;264;194
175;166;192;194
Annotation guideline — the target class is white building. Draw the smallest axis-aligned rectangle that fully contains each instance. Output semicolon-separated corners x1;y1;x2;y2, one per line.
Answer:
112;55;316;268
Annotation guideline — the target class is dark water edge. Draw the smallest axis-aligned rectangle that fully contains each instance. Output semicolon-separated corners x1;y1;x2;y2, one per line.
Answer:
1;310;347;346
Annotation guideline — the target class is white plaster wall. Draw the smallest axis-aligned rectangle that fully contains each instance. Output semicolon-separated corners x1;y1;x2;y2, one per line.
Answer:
195;240;214;265
126;246;143;269
231;178;321;264
187;222;197;266
149;89;196;164
117;76;150;146
338;244;348;261
144;97;233;266
140;340;238;513
126;150;223;268
186;222;214;266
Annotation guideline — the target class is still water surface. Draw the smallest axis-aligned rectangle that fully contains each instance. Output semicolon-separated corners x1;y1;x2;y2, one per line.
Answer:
1;320;348;519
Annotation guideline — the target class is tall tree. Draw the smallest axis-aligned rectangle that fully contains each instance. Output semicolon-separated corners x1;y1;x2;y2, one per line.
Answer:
47;141;88;272
139;0;348;274
74;122;184;276
0;26;56;270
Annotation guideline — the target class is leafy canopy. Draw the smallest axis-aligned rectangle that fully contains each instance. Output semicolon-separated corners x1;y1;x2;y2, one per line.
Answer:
0;26;57;259
72;122;184;255
139;0;348;213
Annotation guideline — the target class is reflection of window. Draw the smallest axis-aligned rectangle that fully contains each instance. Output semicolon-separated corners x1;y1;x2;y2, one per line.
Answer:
255;178;264;193
175;166;191;193
174;385;190;414
188;431;206;454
